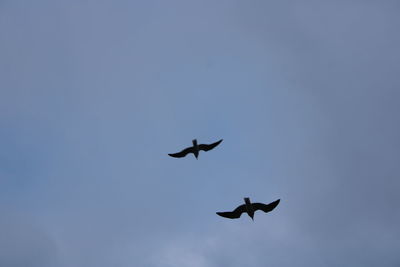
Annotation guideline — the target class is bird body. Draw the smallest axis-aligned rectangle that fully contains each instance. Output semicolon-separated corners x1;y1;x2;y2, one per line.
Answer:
244;197;255;220
168;139;223;159
217;198;280;220
192;139;199;159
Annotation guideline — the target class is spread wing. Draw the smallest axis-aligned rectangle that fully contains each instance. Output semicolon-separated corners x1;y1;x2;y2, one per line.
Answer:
252;199;280;213
216;204;246;219
168;147;194;158
199;139;223;152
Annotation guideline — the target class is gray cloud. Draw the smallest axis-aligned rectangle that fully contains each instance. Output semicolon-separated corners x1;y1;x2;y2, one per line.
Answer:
0;212;59;267
0;0;399;266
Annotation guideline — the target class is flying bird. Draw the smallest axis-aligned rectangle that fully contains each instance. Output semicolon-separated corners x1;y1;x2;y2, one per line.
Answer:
216;198;280;220
168;139;223;159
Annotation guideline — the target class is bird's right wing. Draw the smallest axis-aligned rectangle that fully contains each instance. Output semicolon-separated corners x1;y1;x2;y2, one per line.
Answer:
216;204;246;219
168;147;194;158
252;199;280;213
199;139;223;152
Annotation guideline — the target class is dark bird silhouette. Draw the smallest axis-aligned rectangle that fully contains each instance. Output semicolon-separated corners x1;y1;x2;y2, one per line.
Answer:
216;198;280;220
168;139;223;159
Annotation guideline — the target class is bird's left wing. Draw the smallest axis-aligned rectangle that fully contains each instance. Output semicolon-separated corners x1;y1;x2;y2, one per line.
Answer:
216;204;246;219
168;147;194;158
252;199;280;213
199;139;223;152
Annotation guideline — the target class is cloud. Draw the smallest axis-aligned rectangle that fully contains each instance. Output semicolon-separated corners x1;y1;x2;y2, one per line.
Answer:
0;212;59;267
0;1;399;266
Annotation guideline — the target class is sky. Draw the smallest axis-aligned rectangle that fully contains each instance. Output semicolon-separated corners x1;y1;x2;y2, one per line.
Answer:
1;0;400;266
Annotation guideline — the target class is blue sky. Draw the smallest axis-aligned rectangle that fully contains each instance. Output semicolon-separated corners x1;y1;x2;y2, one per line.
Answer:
1;1;399;266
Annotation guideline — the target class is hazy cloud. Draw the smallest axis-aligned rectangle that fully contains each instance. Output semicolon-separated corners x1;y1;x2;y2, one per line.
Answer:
1;1;399;266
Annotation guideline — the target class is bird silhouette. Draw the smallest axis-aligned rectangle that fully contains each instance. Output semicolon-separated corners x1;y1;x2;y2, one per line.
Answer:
168;139;223;159
216;198;280;220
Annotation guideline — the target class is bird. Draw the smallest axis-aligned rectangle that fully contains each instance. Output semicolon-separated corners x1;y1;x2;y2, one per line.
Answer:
216;198;280;220
168;139;223;159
